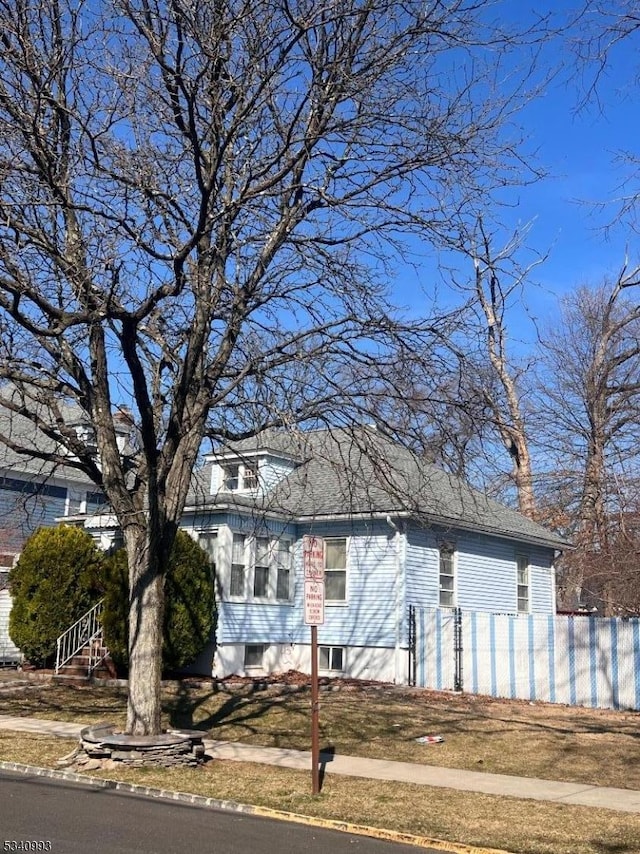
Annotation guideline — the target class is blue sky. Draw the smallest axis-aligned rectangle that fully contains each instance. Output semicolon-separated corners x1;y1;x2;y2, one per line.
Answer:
393;2;640;344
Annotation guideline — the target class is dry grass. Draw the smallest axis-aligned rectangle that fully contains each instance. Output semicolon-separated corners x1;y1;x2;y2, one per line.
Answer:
0;731;639;854
1;678;640;791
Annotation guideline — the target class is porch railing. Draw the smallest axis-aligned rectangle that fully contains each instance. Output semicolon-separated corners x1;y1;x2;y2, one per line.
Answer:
55;599;105;675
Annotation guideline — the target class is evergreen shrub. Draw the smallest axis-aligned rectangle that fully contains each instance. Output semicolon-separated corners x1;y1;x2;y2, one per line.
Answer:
101;530;215;673
8;525;103;667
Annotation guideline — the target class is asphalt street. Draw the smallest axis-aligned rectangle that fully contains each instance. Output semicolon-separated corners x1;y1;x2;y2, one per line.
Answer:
0;771;439;854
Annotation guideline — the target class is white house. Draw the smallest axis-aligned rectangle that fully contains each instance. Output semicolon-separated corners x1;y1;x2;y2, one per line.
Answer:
180;427;568;684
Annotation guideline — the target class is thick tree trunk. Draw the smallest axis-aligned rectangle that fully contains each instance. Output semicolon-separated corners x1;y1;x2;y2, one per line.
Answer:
124;526;164;735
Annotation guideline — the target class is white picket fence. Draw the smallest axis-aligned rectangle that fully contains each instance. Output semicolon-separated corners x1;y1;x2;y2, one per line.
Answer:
412;607;640;711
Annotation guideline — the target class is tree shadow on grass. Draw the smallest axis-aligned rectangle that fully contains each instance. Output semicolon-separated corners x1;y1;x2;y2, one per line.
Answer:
164;681;310;746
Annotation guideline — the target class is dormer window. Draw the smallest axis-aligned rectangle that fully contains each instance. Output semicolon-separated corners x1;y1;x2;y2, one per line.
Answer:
243;464;258;490
223;464;240;491
221;461;259;492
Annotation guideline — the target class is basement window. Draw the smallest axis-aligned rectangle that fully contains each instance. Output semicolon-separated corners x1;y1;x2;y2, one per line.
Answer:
244;644;267;668
319;645;344;672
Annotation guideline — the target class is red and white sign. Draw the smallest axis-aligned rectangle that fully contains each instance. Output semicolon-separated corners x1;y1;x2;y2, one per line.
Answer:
303;535;325;581
303;536;325;625
304;580;325;626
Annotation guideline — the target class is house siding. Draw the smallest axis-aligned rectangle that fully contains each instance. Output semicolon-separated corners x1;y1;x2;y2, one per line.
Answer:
405;525;556;616
529;547;556;613
456;532;519;613
292;520;399;648
211;516;297;645
207;456;295;497
216;519;399;651
219;603;294;645
0;476;68;552
405;527;439;609
260;456;296;493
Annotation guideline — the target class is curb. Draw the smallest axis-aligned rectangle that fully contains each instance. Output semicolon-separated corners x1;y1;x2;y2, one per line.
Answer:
0;760;513;854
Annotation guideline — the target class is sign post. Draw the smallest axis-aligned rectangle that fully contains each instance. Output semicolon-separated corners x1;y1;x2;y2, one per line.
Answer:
303;535;324;795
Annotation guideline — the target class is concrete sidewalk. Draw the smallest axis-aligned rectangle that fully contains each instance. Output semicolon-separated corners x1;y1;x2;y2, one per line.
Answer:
1;713;639;814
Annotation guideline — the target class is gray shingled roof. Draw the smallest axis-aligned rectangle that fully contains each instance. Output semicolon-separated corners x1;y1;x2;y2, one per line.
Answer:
190;427;569;550
0;397;93;484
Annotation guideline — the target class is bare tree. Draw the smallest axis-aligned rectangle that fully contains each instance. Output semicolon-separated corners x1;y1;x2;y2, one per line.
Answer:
432;220;544;516
535;265;640;609
0;0;546;733
573;1;640;230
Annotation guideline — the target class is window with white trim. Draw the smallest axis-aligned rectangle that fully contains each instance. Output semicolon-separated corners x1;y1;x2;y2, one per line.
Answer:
221;462;259;492
275;538;292;600
230;533;247;597
439;544;455;608
324;537;347;602
227;534;292;602
223;464;240;491
244;644;267;668
253;537;270;598
517;554;530;613
242;464;258;490
319;645;344;672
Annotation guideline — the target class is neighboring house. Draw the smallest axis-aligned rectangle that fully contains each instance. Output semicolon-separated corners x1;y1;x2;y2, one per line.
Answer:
177;427;568;683
0;403;118;662
0;405;110;560
0;554;20;664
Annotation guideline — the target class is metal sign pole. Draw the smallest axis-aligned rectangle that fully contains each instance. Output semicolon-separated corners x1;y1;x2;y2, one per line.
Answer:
302;534;325;796
311;623;320;795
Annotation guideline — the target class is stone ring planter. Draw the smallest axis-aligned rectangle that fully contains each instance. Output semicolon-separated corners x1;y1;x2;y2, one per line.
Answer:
74;722;206;769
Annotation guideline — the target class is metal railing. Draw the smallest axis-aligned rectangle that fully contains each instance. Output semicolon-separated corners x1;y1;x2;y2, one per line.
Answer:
55;599;105;675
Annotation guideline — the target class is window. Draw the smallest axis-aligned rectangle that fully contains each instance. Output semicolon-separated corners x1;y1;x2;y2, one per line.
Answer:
253;537;270;598
242;464;258;490
517;555;529;613
230;534;246;597
227;534;292;601
199;532;218;567
319;646;344;672
221;462;259;492
324;538;347;602
275;538;292;600
244;644;266;668
439;544;455;607
86;490;108;512
223;464;240;491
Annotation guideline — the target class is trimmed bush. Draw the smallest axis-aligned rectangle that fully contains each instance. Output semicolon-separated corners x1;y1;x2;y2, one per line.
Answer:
8;525;104;667
101;530;215;673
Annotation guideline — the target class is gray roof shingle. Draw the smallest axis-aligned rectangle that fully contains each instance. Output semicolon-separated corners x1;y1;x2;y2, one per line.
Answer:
190;427;569;550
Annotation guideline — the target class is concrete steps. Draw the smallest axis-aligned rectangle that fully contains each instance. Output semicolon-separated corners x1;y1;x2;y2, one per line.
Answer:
53;641;116;684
